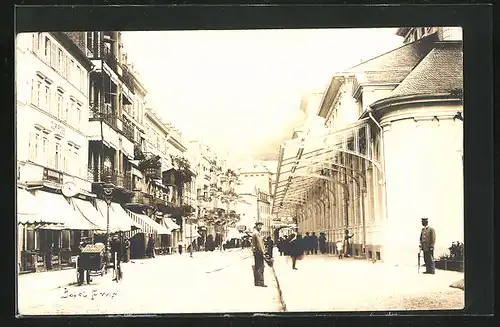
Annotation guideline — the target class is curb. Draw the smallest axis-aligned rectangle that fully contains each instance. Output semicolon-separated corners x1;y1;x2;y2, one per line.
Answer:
270;264;287;312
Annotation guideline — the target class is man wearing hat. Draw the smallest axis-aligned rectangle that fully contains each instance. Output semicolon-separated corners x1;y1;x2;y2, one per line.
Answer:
251;222;267;287
419;217;436;274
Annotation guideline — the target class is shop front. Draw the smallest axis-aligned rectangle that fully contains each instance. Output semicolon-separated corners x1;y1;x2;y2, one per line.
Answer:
17;187;103;273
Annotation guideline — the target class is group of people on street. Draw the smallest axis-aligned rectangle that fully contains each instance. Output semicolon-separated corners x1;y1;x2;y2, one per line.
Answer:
276;230;354;259
251;216;438;287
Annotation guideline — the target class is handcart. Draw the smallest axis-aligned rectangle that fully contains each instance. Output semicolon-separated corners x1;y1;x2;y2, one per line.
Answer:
76;243;106;286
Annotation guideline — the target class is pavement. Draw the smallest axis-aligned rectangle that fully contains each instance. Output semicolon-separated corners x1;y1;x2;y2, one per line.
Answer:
17;248;283;315
17;248;465;315
271;252;465;312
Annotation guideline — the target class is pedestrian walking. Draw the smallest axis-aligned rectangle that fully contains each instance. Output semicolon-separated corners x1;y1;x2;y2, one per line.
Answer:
123;237;130;262
318;232;327;254
419;217;436;274
304;232;311;254
265;236;274;259
178;240;184;255
251;222;267;287
289;233;304;270
336;239;344;259
343;229;354;257
277;237;284;256
311;232;319;254
151;234;156;258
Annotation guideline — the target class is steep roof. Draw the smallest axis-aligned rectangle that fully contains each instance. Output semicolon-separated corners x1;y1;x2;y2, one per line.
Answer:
346;33;439;84
387;41;463;99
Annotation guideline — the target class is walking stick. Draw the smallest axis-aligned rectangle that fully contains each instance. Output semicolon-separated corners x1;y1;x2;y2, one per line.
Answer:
417;249;421;274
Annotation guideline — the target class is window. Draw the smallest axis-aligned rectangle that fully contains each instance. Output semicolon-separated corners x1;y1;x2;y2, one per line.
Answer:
76;103;81;128
28;132;39;162
54;143;61;170
30;77;42;107
44;36;51;62
67;59;73;81
57;48;63;72
31;33;40;54
77;65;83;91
26;226;35;250
56;92;63;119
86;32;94;53
50;42;57;68
43;84;50;112
37;135;49;166
66;98;75;124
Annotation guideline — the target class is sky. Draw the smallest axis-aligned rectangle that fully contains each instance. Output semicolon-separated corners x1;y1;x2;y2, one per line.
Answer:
120;28;403;167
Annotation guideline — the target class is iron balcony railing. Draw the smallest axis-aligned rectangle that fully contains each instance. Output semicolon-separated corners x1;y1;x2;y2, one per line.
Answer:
103;46;119;73
121;69;136;94
89;102;135;143
92;167;134;191
89;102;118;129
121;119;135;142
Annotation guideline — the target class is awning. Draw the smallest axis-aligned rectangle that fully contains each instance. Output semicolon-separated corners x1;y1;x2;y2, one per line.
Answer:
71;198;107;231
151;179;169;190
95;200;142;233
183;224;201;239
226;228;243;240
163;217;181;231
17;188;60;225
36;191;100;230
127;210;171;235
272;118;381;215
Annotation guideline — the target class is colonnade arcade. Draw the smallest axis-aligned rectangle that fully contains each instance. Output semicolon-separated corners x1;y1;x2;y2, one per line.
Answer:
272;119;384;256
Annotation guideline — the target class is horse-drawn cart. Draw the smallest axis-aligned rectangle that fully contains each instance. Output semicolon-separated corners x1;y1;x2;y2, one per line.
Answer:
76;243;106;286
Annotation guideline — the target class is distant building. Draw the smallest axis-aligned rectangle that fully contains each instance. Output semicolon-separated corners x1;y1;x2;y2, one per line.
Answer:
236;161;274;238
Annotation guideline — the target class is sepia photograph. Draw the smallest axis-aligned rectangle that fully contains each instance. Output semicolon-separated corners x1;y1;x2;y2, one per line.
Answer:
15;26;464;315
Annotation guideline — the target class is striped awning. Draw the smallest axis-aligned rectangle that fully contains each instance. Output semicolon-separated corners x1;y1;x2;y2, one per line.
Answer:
127;210;171;235
95;200;142;233
163;217;181;231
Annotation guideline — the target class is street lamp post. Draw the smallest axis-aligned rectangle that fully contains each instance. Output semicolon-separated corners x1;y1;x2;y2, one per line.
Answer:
102;157;114;270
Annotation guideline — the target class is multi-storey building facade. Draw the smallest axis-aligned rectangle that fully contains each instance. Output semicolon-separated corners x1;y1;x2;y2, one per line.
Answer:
16;32;105;272
64;31;136;201
272;27;463;266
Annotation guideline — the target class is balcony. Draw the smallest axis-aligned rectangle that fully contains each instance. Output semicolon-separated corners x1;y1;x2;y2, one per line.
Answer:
103;46;120;74
89;102;118;129
121;69;136;94
121;119;135;142
89;103;135;143
93;167;134;192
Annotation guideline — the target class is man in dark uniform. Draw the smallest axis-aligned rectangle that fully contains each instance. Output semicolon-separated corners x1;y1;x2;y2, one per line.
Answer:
419;217;436;274
110;235;121;280
311;232;319;254
251;222;267;287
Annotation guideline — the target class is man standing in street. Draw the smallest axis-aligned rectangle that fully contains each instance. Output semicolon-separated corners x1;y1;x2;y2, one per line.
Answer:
311;232;319;254
419;217;436;274
251;222;267;287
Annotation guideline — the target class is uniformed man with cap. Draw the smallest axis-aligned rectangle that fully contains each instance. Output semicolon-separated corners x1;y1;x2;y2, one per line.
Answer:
419;217;436;274
251;221;267;287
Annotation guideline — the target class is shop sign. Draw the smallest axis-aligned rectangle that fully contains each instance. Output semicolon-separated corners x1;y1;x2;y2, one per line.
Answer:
43;168;63;184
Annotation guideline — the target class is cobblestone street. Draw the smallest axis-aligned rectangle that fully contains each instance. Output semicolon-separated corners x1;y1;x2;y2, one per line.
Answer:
18;248;464;315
